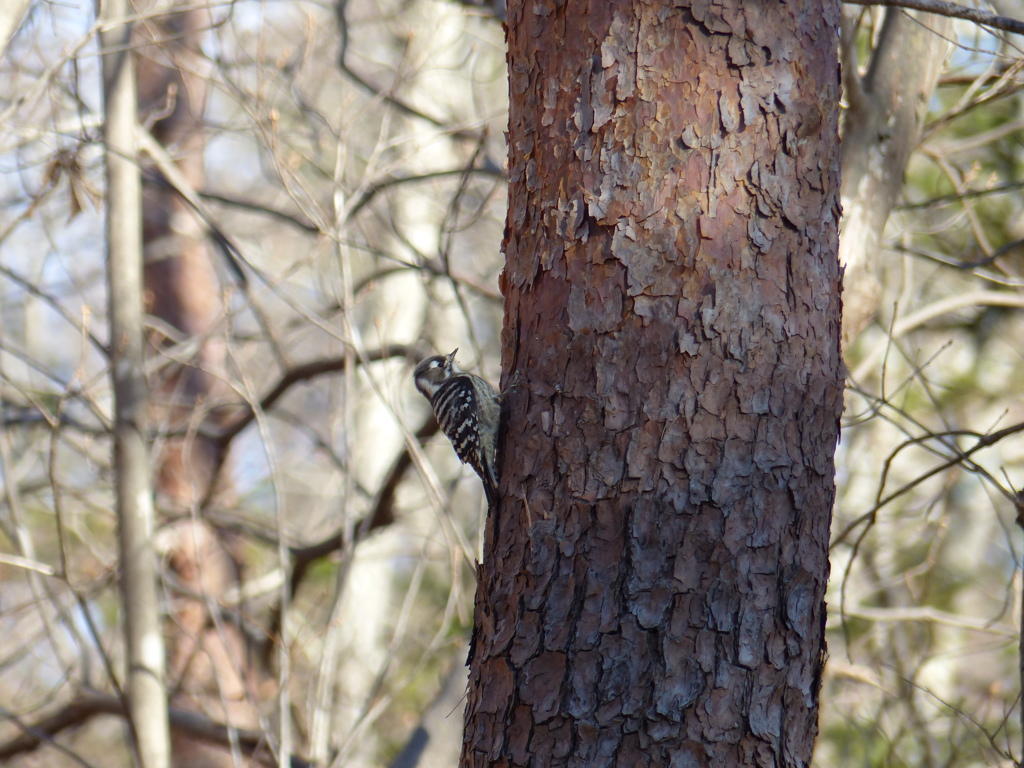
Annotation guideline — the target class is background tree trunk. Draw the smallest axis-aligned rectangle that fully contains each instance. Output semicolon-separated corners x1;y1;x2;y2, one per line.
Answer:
839;7;951;346
0;0;31;59
462;1;844;765
101;1;172;766
134;4;262;766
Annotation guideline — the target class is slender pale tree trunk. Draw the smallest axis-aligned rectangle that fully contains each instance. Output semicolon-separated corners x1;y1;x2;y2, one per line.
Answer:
0;0;31;59
462;1;844;766
839;8;951;345
100;2;171;766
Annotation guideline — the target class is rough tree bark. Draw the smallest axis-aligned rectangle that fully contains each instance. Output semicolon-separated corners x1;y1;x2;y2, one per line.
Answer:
462;2;844;766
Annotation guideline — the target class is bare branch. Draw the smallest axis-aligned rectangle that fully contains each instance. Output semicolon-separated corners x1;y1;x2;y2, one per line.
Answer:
0;692;313;768
833;418;1024;547
212;344;423;448
845;0;1024;34
344;163;505;224
256;415;441;666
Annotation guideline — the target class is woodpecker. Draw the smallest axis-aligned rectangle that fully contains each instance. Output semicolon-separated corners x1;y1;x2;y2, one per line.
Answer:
413;349;501;506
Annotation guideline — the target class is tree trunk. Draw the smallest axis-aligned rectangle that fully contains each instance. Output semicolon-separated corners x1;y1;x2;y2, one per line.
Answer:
0;0;31;60
101;1;171;766
134;4;263;766
462;2;843;766
839;8;951;346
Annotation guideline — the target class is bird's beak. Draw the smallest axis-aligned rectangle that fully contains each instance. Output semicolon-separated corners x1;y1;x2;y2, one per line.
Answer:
446;348;459;363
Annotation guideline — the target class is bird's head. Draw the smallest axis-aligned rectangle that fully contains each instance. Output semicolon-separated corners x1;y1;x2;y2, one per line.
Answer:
413;348;461;398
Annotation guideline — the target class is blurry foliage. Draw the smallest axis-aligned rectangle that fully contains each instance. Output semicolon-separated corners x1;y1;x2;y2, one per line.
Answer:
833;13;1024;765
1;0;504;764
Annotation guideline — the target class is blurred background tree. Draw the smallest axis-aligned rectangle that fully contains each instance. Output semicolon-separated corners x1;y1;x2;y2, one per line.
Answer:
0;1;1021;766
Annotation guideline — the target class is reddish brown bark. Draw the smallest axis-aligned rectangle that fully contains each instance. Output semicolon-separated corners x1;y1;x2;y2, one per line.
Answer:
463;2;843;766
134;6;261;766
136;5;227;505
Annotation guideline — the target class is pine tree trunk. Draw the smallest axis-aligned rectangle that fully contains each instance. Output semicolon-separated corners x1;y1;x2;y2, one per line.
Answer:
462;1;843;766
134;5;262;765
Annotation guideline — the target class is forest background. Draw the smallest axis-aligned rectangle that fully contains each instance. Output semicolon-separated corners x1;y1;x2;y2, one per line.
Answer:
1;1;1024;767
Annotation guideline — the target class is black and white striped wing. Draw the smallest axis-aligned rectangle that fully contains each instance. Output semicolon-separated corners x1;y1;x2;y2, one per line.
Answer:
430;376;486;480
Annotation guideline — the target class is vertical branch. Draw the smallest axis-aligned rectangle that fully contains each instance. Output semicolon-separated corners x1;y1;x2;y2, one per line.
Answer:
839;8;951;345
100;2;171;767
308;108;360;768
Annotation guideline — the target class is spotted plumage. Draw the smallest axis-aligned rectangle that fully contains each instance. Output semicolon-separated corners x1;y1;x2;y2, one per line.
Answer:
413;349;501;506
